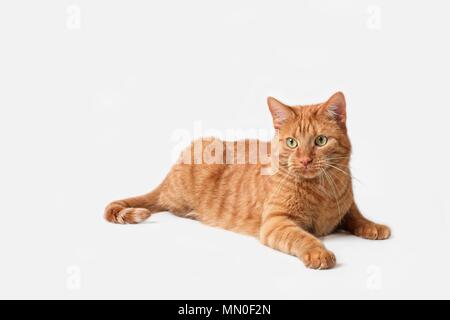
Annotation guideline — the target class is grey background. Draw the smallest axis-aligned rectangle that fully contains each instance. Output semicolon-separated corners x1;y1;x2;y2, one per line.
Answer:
0;0;449;299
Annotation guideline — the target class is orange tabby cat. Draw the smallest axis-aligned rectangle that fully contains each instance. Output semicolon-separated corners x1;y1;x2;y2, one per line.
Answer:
105;92;390;269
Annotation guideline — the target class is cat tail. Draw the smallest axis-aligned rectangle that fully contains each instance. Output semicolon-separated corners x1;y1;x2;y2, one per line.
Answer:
104;186;165;224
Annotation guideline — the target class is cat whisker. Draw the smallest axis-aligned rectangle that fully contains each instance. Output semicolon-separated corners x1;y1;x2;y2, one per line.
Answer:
315;161;349;168
316;168;333;199
263;169;295;216
323;156;351;161
321;160;349;167
322;168;343;220
326;167;347;187
320;163;364;185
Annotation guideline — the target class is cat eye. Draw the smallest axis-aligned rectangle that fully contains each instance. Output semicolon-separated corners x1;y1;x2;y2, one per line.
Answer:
286;137;298;149
315;135;328;146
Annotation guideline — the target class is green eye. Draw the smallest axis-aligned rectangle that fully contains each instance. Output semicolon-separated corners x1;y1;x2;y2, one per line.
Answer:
286;137;298;149
315;135;328;146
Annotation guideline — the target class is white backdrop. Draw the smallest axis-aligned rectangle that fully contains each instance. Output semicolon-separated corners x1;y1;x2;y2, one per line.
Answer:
0;0;449;299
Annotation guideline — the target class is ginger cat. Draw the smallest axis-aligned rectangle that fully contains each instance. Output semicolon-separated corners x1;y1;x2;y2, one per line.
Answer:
105;92;390;269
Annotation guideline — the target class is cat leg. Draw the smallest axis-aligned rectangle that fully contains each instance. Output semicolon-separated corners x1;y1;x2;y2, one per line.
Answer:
260;212;336;269
340;202;391;240
104;187;165;224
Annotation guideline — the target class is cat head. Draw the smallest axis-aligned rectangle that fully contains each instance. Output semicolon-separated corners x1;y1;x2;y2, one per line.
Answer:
268;92;351;179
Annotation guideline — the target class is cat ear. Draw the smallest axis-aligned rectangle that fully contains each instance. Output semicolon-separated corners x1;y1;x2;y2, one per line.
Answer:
322;91;346;126
267;97;295;129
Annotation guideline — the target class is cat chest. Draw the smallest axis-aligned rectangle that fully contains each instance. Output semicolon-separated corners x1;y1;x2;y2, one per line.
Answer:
286;188;353;236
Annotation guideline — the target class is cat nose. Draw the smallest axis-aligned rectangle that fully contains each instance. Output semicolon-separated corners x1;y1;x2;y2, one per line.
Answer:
299;157;313;167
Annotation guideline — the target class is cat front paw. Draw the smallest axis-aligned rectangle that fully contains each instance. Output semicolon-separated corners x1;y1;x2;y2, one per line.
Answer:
354;223;391;240
301;247;336;270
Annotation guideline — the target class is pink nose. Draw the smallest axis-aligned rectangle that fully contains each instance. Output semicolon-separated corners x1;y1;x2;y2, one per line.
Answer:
299;157;312;167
